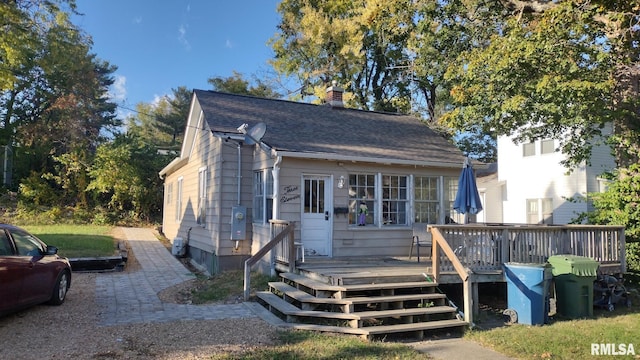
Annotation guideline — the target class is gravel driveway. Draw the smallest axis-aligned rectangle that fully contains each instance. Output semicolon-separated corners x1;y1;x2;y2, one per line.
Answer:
0;229;281;360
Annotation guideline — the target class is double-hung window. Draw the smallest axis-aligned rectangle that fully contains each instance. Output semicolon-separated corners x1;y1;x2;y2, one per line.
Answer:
414;176;439;224
166;183;173;205
444;176;461;223
381;175;408;225
253;170;274;224
348;174;376;226
196;167;207;227
541;139;555;154
175;177;183;222
348;173;409;226
526;198;553;224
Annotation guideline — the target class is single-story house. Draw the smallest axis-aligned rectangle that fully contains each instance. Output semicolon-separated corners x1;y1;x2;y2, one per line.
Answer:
159;84;474;274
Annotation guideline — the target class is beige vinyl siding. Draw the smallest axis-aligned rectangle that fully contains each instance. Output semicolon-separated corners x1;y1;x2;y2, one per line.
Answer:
277;158;459;258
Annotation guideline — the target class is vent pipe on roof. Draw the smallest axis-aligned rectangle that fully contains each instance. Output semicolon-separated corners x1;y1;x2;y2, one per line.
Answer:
326;80;343;108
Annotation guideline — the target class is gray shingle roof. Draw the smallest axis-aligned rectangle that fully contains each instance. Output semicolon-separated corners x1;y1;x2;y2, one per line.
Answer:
194;89;466;166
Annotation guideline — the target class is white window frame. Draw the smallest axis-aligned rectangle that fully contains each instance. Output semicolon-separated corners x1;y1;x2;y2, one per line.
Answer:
523;142;536;157
541;139;555;154
253;169;274;225
166;182;173;205
196;167;207;227
348;173;377;226
414;176;441;224
381;174;408;226
526;198;553;224
175;177;183;222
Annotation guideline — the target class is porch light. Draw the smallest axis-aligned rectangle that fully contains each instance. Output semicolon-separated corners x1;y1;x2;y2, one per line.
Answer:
337;175;345;189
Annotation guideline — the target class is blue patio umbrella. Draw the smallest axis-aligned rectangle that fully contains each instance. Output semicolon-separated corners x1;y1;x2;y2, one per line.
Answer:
453;157;483;222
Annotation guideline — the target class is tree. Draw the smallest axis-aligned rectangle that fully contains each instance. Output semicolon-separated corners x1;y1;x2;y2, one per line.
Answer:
441;1;639;169
155;86;192;147
1;0;118;189
208;71;281;99
87;134;170;221
126;86;192;149
271;0;415;112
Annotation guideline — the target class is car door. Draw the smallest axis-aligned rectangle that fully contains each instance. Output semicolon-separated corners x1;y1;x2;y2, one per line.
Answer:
9;229;51;305
0;230;23;313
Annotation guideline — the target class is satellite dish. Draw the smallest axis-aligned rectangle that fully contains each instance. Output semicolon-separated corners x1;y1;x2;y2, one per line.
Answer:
244;122;267;145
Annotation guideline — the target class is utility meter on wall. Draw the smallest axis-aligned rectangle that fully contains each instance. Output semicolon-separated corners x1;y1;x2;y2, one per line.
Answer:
231;205;247;240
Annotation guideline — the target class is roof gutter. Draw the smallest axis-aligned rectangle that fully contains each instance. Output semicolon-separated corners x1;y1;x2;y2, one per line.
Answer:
272;150;486;169
159;157;188;178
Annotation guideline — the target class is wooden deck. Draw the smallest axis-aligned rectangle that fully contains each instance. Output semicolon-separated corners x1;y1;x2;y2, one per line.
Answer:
248;222;626;337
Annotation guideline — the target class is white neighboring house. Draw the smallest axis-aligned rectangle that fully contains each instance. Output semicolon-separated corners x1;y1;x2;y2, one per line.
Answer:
481;133;615;225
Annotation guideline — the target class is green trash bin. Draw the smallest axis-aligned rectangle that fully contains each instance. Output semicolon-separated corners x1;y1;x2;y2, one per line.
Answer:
547;255;599;319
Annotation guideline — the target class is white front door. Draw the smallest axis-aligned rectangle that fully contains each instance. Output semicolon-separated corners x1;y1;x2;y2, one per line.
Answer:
301;175;332;257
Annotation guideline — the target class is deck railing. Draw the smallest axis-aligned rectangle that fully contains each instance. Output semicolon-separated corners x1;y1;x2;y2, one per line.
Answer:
243;220;295;300
430;224;626;274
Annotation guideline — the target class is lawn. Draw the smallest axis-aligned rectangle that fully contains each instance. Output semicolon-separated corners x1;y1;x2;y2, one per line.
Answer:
23;224;116;258
466;285;640;359
210;330;432;360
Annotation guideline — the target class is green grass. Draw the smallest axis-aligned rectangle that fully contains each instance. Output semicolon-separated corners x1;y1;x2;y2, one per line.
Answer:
466;287;640;360
210;330;432;360
21;224;116;258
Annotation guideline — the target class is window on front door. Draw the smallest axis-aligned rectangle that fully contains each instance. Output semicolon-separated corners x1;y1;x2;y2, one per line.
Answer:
304;178;325;214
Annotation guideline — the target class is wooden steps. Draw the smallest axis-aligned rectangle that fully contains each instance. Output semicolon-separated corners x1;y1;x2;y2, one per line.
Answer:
257;271;468;339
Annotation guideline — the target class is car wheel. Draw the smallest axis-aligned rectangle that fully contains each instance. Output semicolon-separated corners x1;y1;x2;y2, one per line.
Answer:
48;270;70;305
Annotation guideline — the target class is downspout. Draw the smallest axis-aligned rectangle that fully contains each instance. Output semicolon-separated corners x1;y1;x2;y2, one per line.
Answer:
270;154;282;277
235;142;242;250
272;154;282;219
237;143;242;205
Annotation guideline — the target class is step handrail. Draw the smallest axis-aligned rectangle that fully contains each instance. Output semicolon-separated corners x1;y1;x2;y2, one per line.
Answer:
430;226;474;325
243;221;296;300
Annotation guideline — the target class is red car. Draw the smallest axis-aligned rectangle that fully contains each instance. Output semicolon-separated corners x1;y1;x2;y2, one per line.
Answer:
0;224;71;316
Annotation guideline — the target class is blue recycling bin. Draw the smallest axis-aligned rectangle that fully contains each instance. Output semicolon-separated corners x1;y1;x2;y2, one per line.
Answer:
503;262;553;325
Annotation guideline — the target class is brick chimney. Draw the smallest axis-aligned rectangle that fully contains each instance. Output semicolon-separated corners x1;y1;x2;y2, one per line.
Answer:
325;80;343;108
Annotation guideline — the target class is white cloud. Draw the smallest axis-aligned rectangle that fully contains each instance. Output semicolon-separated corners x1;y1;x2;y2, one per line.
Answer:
151;94;171;107
178;24;191;50
109;75;127;103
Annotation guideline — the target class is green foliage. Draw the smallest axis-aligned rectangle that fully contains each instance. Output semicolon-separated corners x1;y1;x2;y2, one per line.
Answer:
208;71;281;99
627;242;640;273
577;164;640;272
271;0;417;113
127;86;192;149
18;172;60;207
87;134;170;222
584;164;640;241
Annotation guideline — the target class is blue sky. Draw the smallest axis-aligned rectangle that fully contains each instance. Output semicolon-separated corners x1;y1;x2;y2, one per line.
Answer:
71;0;282;117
